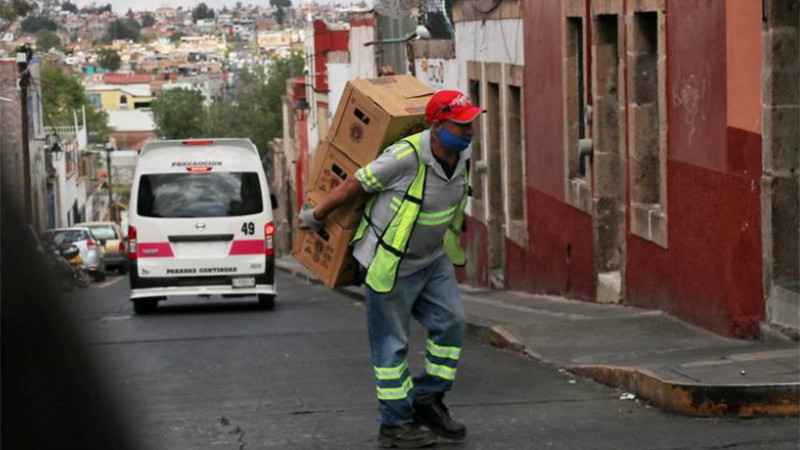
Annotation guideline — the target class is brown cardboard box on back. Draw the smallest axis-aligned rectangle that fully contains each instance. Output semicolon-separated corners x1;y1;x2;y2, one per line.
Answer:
306;141;366;229
291;191;359;288
293;75;434;288
328;75;433;166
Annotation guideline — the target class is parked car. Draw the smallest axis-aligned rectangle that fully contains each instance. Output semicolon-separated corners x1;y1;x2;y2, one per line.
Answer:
76;221;128;274
42;227;106;281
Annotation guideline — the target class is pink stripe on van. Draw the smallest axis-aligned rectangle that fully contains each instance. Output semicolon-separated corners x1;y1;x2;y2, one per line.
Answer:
229;240;264;256
138;242;174;258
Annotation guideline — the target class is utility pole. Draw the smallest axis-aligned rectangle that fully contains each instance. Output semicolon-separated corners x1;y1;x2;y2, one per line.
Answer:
16;45;33;225
105;143;114;222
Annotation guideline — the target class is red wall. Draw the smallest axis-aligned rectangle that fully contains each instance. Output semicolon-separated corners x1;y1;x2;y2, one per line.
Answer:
626;0;764;337
313;20;349;93
459;0;595;300
457;0;765;338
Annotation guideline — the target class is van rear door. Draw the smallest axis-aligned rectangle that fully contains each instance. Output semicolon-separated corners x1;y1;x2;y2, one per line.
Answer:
134;169;268;280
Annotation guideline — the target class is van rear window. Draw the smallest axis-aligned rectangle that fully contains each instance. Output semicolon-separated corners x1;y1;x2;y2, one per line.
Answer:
137;172;263;218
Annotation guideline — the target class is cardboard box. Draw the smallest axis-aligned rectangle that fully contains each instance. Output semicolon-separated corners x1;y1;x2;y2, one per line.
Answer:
291;195;359;288
306;141;366;229
328;75;433;166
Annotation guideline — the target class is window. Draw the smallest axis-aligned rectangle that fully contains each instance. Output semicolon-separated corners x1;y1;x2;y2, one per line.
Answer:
137;172;263;218
120;95;128;107
566;17;587;180
468;78;483;203
506;84;524;222
628;10;667;248
87;225;118;240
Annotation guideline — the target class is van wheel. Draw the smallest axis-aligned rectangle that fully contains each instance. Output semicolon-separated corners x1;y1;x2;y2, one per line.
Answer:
257;294;275;311
133;299;158;314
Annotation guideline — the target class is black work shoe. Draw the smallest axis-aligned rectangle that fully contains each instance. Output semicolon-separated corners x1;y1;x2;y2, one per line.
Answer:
378;422;437;448
414;400;466;441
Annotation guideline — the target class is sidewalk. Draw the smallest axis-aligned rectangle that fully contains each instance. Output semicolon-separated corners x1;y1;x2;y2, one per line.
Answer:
275;257;800;418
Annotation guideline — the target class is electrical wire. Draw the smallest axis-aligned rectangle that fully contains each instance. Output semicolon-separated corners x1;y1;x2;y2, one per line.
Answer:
474;0;504;16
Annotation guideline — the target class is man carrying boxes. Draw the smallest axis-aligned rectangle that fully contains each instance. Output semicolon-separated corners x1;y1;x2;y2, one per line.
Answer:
298;89;482;448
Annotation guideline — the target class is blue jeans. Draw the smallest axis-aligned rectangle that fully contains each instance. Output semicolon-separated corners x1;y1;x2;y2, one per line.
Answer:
365;253;466;426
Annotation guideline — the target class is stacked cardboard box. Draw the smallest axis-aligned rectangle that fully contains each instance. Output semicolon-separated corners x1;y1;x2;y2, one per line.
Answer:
292;75;434;288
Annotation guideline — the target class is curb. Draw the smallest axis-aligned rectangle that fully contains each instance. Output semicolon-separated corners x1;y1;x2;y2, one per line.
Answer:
276;261;800;418
566;365;800;418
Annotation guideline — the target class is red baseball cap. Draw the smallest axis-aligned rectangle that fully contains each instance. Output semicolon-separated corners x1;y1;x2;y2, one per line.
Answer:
425;90;483;124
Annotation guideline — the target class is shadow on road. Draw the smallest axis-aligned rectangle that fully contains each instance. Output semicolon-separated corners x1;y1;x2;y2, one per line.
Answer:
138;298;272;315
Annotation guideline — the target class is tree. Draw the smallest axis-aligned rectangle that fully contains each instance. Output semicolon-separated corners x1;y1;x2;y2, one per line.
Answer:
20;15;58;34
151;88;206;139
191;3;215;22
270;0;291;26
140;13;155;28
206;51;304;162
36;30;61;52
40;64;109;144
80;3;111;14
98;48;121;71
170;32;186;43
0;0;33;27
61;1;78;13
104;18;140;42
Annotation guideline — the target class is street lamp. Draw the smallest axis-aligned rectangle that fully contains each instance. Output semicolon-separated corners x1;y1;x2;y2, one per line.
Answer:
293;97;310;122
104;143;115;222
49;141;63;161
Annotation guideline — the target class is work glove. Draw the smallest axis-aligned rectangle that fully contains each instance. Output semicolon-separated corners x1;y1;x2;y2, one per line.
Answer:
297;205;325;231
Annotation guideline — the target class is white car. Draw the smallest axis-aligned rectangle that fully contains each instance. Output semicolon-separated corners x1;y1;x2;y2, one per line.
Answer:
128;139;277;314
42;227;106;281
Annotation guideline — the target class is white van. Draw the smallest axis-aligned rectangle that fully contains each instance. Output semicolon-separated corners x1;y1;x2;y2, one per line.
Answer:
128;139;277;313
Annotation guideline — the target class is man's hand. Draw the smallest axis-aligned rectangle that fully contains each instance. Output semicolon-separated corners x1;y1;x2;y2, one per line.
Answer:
297;206;325;231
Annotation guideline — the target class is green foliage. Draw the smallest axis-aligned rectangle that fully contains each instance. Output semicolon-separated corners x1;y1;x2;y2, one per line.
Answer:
40;64;109;144
141;13;155;28
80;4;112;14
150;52;303;171
170;32;186;43
104;18;140;42
21;15;58;33
205;51;304;173
192;3;215;22
270;0;292;25
151;88;206;139
36;30;61;52
97;48;121;71
0;0;33;24
61;1;78;13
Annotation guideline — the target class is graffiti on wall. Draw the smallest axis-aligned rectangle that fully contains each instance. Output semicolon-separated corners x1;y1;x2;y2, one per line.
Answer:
672;63;711;148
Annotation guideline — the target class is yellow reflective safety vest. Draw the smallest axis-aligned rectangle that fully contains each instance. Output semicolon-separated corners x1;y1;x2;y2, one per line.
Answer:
351;132;469;294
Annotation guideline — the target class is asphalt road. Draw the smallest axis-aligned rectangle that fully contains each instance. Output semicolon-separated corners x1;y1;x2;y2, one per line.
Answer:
63;272;800;450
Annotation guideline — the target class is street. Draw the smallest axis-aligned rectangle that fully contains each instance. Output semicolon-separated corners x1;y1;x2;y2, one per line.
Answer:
64;272;799;450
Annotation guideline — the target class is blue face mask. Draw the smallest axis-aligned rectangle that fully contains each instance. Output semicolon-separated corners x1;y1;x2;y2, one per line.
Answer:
437;126;472;153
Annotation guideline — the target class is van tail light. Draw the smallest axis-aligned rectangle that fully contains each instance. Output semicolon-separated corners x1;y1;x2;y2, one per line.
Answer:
128;226;137;260
182;139;214;146
264;222;275;257
87;237;97;249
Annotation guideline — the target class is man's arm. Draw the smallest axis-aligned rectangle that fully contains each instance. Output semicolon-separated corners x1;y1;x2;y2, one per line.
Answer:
312;176;365;220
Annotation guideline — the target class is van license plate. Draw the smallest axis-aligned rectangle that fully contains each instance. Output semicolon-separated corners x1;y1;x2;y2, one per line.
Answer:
232;277;255;288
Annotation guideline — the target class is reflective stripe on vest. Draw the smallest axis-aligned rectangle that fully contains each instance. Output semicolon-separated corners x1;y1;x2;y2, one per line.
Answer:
351;132;469;293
